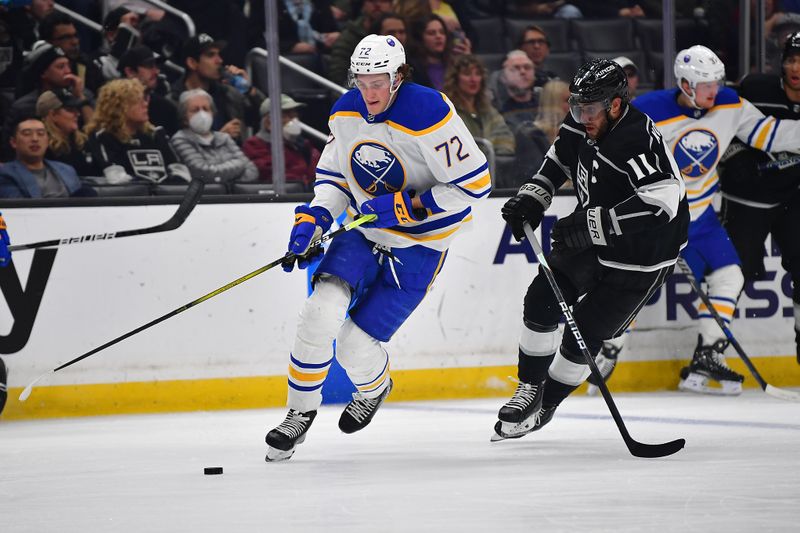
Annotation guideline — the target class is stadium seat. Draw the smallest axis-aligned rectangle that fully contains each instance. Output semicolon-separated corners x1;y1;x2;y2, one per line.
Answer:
251;52;329;94
90;183;151;197
153;183;228;195
505;19;570;52
634;18;699;54
494;155;522;190
471;17;505;53
541;52;581;81
571;19;635;52
476;53;505;74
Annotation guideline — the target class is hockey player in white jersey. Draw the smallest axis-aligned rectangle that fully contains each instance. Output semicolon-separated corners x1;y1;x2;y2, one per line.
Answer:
264;34;491;461
598;45;800;395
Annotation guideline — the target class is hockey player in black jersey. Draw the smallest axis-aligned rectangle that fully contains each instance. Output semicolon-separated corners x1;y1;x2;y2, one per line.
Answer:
493;59;689;441
719;32;800;365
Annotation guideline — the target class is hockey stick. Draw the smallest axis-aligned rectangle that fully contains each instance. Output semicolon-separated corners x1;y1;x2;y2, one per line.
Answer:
523;224;686;458
8;180;205;252
676;257;800;401
18;214;377;402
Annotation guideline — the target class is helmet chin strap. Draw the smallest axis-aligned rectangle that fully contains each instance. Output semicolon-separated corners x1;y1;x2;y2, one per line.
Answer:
678;80;704;109
379;76;403;115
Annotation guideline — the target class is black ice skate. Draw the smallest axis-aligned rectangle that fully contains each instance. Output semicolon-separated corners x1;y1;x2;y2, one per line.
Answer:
498;379;544;423
679;335;744;396
338;379;393;434
265;409;317;462
491;405;558;442
586;342;620;396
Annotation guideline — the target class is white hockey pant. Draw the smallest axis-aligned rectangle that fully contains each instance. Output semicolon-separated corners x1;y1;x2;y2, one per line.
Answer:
698;264;744;345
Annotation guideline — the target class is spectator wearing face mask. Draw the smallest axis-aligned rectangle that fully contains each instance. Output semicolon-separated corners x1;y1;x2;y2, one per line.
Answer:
242;94;320;191
170;88;257;184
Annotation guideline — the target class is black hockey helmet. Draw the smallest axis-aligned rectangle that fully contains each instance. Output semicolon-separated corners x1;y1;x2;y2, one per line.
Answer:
569;58;628;106
782;31;800;63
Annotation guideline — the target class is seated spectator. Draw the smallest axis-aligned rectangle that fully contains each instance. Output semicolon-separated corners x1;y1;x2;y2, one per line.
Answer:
36;89;94;176
39;12;104;94
0;116;94;198
93;8;141;85
407;13;470;91
118;45;180;135
3;42;93;161
516;25;558;88
86;78;190;184
242;94;319;190
276;0;340;54
493;50;539;133
613;56;640;96
0;0;55;97
171;89;257;184
513;79;570;187
327;0;394;86
371;13;408;46
172;34;265;141
443;54;515;156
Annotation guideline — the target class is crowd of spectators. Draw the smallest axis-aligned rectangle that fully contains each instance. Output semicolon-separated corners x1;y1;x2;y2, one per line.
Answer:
0;1;798;197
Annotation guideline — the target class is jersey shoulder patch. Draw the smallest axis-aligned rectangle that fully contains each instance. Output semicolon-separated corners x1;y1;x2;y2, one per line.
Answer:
633;89;685;124
385;83;451;135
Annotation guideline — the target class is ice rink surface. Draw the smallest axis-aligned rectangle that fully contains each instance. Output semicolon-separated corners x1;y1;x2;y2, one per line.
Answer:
1;390;799;533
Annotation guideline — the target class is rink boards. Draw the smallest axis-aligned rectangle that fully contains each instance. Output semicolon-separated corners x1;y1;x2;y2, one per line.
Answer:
1;197;798;419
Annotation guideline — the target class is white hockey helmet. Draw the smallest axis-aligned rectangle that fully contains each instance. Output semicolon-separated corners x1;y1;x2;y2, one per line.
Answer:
674;45;725;87
348;34;406;92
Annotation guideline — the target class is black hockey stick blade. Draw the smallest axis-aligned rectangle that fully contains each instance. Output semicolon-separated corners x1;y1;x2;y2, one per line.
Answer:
8;181;204;251
676;258;800;401
523;224;685;458
18;214;377;402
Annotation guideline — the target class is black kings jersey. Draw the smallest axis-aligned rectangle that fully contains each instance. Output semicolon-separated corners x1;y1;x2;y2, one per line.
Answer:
719;73;800;207
532;105;689;271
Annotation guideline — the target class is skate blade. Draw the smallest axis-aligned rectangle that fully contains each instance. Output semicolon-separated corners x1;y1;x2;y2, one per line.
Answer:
265;446;296;462
679;373;742;396
490;418;536;442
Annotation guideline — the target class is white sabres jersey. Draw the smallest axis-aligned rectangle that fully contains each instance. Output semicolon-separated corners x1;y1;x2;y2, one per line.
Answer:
311;82;491;251
634;87;800;222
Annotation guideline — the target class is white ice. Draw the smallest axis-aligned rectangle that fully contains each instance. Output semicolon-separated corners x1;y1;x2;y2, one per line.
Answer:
1;390;799;532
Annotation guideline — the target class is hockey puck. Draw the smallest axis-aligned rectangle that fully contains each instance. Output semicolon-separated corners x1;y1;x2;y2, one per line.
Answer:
204;467;223;475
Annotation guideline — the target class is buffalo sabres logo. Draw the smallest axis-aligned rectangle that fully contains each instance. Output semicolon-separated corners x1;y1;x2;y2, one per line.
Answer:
350;141;406;195
674;129;719;178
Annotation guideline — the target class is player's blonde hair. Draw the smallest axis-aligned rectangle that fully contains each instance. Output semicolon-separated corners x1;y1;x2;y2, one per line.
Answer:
86;78;153;143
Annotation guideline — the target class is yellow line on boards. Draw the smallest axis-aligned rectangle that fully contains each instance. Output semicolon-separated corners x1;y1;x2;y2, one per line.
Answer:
3;356;799;420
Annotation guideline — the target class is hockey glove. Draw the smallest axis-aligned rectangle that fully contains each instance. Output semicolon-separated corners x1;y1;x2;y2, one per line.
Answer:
282;205;334;272
360;191;424;229
501;182;552;241
0;213;10;268
551;207;614;254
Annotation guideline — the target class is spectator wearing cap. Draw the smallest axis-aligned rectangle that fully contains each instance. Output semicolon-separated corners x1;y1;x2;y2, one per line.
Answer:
119;45;180;135
613;55;640;96
39;11;103;94
170;89;257;185
2;42;93;161
0;115;95;198
242;94;319;190
172;33;265;141
516;25;558;88
36;89;93;176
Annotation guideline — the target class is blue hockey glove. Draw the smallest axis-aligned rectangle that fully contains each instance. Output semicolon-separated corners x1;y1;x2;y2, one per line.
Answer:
551;207;613;254
501;183;552;241
0;213;10;268
360;191;423;229
282;205;333;272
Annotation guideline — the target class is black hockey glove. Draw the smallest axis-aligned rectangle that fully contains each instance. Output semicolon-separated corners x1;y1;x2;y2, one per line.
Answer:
501;182;552;241
551;207;614;253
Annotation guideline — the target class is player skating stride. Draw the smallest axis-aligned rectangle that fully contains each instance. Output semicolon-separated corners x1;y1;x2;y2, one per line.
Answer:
493;59;688;441
596;45;800;395
265;34;491;461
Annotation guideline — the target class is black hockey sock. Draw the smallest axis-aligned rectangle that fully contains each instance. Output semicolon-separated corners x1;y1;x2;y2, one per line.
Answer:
518;350;555;384
542;378;579;408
